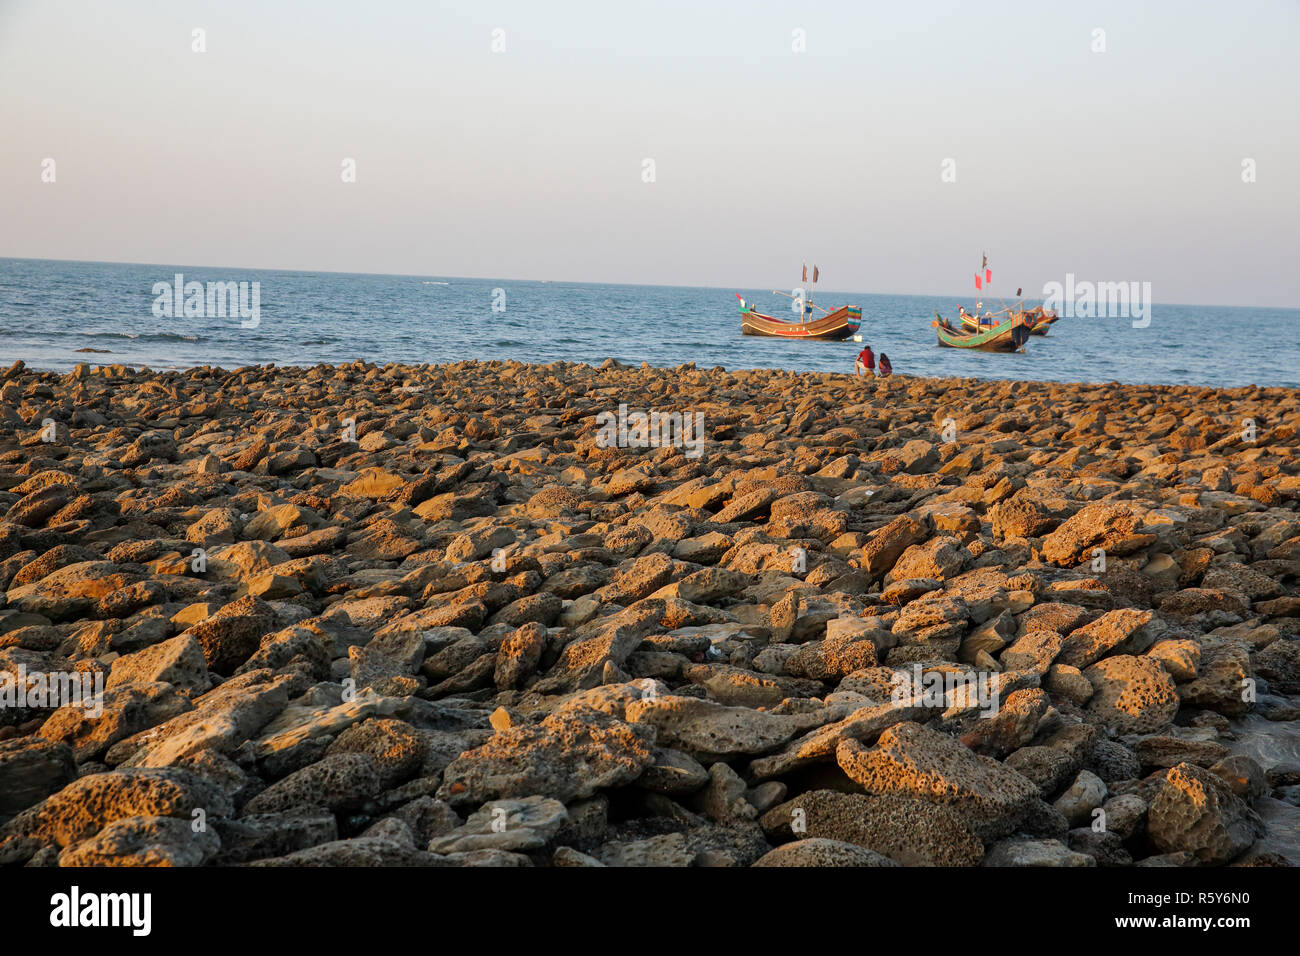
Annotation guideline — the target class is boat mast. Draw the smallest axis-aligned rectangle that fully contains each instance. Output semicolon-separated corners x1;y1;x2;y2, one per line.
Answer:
808;262;817;323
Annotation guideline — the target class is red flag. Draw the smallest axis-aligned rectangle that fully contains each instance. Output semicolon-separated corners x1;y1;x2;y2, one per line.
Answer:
974;273;982;291
985;268;992;284
802;262;808;283
813;265;819;283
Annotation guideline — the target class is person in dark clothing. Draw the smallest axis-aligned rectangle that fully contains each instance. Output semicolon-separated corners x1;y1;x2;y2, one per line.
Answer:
877;353;893;377
855;344;875;376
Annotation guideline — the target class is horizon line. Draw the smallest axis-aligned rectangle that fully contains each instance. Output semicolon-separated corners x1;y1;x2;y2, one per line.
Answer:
0;254;1293;312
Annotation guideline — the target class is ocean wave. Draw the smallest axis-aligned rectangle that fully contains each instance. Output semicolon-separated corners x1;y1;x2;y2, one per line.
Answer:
81;331;202;343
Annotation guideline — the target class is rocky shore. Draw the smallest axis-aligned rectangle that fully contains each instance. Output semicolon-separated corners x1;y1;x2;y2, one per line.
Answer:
1;356;1298;868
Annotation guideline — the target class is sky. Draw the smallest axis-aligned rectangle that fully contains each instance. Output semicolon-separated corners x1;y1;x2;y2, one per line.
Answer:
1;0;1297;305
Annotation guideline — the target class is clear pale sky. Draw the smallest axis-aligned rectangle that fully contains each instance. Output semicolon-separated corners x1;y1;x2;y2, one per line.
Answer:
1;0;1296;305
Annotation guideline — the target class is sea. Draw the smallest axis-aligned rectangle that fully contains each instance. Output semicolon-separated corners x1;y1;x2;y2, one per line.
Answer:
2;257;1297;388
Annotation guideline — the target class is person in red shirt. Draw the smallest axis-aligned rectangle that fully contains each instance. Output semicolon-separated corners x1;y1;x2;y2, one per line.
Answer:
855;344;875;376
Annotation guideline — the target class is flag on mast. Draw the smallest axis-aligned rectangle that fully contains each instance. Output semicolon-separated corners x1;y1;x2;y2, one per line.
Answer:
813;265;819;283
802;262;808;283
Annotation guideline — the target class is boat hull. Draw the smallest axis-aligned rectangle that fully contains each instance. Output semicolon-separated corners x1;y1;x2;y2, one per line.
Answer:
740;305;862;340
961;307;1058;337
1026;308;1059;335
934;314;1031;352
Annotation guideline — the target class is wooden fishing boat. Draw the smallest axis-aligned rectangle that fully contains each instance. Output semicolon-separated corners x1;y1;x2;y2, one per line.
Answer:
1023;306;1060;336
737;261;861;341
739;296;861;340
954;253;1058;342
960;306;1058;336
933;312;1031;352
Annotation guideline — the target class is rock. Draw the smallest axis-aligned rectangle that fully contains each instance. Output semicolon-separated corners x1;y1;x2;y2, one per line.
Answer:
682;663;822;709
760;789;983;866
1209;754;1268;799
1147;639;1201;681
1147;762;1264;864
182;595;278;674
0;738;77;824
859;514;932;582
1084;655;1180;735
1254;637;1300;693
785;625;879;680
3;767;232;847
326;718;425;789
494;621;546;689
250;837;452;866
887;536;970;583
1178;642;1253;716
1052;770;1107;825
1087;739;1142;783
58;814;220;866
109;670;297;768
694;762;756;822
982;838;1095;867
1057;609;1156;668
553;846;605;867
882;578;943;606
752;838;899;867
1134;736;1230;770
213;810;339;864
1099;793;1147;839
1067;828;1132;866
625;694;802;763
637;748;710;795
1044;664;1094;706
532;602;665;693
438;708;655;806
243;753;380;815
835;722;1040;840
107;634;210;694
596;553;676;605
1000;630;1063;673
428;797;568;853
37;682;192;761
749;699;926;779
1041;503;1154;567
597;831;695;867
989;497;1060;540
673;567;748;604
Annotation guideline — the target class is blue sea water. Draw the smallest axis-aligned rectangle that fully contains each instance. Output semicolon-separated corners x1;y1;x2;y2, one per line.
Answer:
1;257;1297;388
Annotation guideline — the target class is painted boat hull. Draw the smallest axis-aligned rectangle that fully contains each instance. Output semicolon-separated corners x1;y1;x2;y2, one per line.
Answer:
740;304;862;340
961;307;1058;336
934;314;1031;352
1026;308;1059;336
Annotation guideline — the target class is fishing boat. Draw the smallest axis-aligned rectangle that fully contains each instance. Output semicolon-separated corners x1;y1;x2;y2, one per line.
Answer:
959;305;1058;335
739;297;862;339
933;311;1032;352
1023;306;1060;335
938;252;1043;350
736;262;861;341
